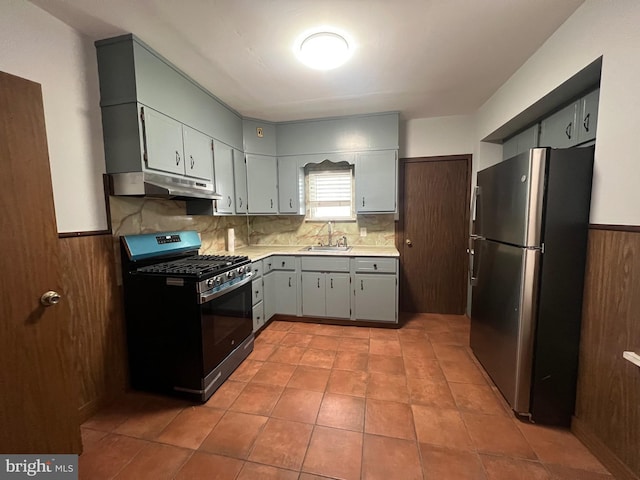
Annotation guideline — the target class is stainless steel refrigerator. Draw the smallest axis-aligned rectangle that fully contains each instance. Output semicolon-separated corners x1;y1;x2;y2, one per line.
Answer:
469;146;594;426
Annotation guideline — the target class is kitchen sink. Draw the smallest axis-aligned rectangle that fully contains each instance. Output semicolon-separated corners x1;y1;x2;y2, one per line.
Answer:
301;245;352;252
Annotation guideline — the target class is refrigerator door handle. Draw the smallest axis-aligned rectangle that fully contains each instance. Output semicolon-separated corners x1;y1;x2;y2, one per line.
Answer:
468;236;482;286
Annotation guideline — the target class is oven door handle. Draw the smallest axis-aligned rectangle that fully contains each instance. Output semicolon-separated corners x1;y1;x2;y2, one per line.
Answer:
199;273;253;304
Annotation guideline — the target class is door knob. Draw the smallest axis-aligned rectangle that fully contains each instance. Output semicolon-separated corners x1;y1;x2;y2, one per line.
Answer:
40;291;61;307
405;239;412;246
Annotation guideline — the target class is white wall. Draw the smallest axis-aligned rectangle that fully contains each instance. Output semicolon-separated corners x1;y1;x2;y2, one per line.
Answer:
475;0;640;226
0;0;107;233
400;115;474;159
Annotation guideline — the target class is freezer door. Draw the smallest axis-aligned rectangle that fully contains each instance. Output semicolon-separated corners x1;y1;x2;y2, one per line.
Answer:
475;149;546;247
470;239;540;414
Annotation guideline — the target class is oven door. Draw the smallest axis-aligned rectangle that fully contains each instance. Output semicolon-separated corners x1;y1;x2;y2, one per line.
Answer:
199;276;253;376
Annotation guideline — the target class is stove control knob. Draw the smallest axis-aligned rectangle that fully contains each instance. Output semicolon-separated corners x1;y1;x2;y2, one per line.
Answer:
206;279;214;287
238;266;245;274
227;271;234;279
215;277;222;286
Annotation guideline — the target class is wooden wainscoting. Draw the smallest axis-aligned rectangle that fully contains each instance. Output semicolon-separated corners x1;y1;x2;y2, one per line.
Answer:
59;234;127;422
573;227;640;480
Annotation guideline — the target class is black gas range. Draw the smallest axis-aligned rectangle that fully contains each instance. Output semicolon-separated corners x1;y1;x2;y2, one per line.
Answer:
120;230;254;402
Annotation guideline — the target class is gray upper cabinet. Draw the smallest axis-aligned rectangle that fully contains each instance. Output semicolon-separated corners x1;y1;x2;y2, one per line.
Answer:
182;125;214;181
276;113;399;156
213;141;235;214
355;150;397;213
540;101;579;148
233;149;248;214
143;107;185;176
96;34;243;156
278;156;304;215
577;88;599;144
502;124;539;160
246;154;278;214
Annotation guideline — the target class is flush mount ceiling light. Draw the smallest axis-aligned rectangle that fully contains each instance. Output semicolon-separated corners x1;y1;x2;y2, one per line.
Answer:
295;29;352;70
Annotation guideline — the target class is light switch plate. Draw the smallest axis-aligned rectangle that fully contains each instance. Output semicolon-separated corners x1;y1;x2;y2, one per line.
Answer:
360;227;367;237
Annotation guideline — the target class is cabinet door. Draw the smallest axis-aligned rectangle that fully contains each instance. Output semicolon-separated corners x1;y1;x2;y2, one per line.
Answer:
326;273;351;319
539;102;579;148
278;156;302;214
354;274;397;322
577;89;599;144
182;125;214;181
355;150;397;213
516;124;539;154
233;149;248;214
263;272;276;321
301;272;326;317
274;271;297;315
253;301;264;333
213;141;235;214
246;154;278;214
143;107;185;175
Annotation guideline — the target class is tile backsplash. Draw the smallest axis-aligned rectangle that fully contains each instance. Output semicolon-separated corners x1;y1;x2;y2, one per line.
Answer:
109;197;396;251
248;215;396;246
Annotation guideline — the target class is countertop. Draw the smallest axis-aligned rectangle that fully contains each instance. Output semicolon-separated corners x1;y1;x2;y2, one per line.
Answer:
212;245;399;261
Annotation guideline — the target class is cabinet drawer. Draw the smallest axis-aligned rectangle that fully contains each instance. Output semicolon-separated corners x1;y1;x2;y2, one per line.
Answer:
251;260;263;279
266;255;296;271
252;279;263;305
301;256;350;272
253;301;264;332
353;257;397;273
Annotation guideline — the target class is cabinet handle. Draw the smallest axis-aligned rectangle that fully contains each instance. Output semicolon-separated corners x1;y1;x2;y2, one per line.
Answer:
565;122;573;139
362;197;366;207
190;155;194;169
175;151;181;165
583;113;590;132
288;277;292;288
270;199;274;209
282;261;286;267
228;195;232;207
330;278;333;288
361;279;364;290
255;290;259;297
289;198;293;208
317;278;320;288
239;197;243;209
373;264;378;270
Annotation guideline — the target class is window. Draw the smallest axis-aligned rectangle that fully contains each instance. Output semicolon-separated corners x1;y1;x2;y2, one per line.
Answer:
306;164;354;221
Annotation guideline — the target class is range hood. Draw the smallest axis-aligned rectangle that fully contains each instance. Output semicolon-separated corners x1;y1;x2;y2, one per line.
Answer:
106;172;222;201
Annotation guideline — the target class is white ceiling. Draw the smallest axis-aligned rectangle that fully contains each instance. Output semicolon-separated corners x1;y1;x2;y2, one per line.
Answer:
30;0;584;122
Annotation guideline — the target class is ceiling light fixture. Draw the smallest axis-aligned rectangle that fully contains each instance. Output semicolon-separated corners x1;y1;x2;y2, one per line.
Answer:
295;29;352;70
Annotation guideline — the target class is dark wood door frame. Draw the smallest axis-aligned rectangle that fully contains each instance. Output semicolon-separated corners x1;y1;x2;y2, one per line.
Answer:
396;154;472;314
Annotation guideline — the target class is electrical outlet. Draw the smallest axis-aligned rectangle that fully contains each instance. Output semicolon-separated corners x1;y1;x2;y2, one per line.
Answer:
360;227;367;237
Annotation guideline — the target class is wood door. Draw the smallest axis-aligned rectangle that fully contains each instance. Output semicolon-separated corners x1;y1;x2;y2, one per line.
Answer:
398;156;471;314
0;71;81;453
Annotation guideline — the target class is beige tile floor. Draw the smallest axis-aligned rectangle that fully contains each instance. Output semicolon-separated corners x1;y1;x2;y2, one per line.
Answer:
79;313;613;479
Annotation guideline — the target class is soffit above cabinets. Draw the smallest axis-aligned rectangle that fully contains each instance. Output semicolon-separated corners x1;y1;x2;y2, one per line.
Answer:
30;0;584;122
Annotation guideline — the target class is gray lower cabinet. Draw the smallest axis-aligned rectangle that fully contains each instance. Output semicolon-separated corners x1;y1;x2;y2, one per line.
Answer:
353;257;398;323
354;274;398;322
246;154;278;214
273;271;297;315
253;301;264;332
355;150;397;213
233;149;248;214
301;272;350;319
263;271;276;322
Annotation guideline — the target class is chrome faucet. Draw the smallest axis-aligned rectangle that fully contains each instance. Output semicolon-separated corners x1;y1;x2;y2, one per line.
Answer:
338;235;347;247
327;221;333;246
